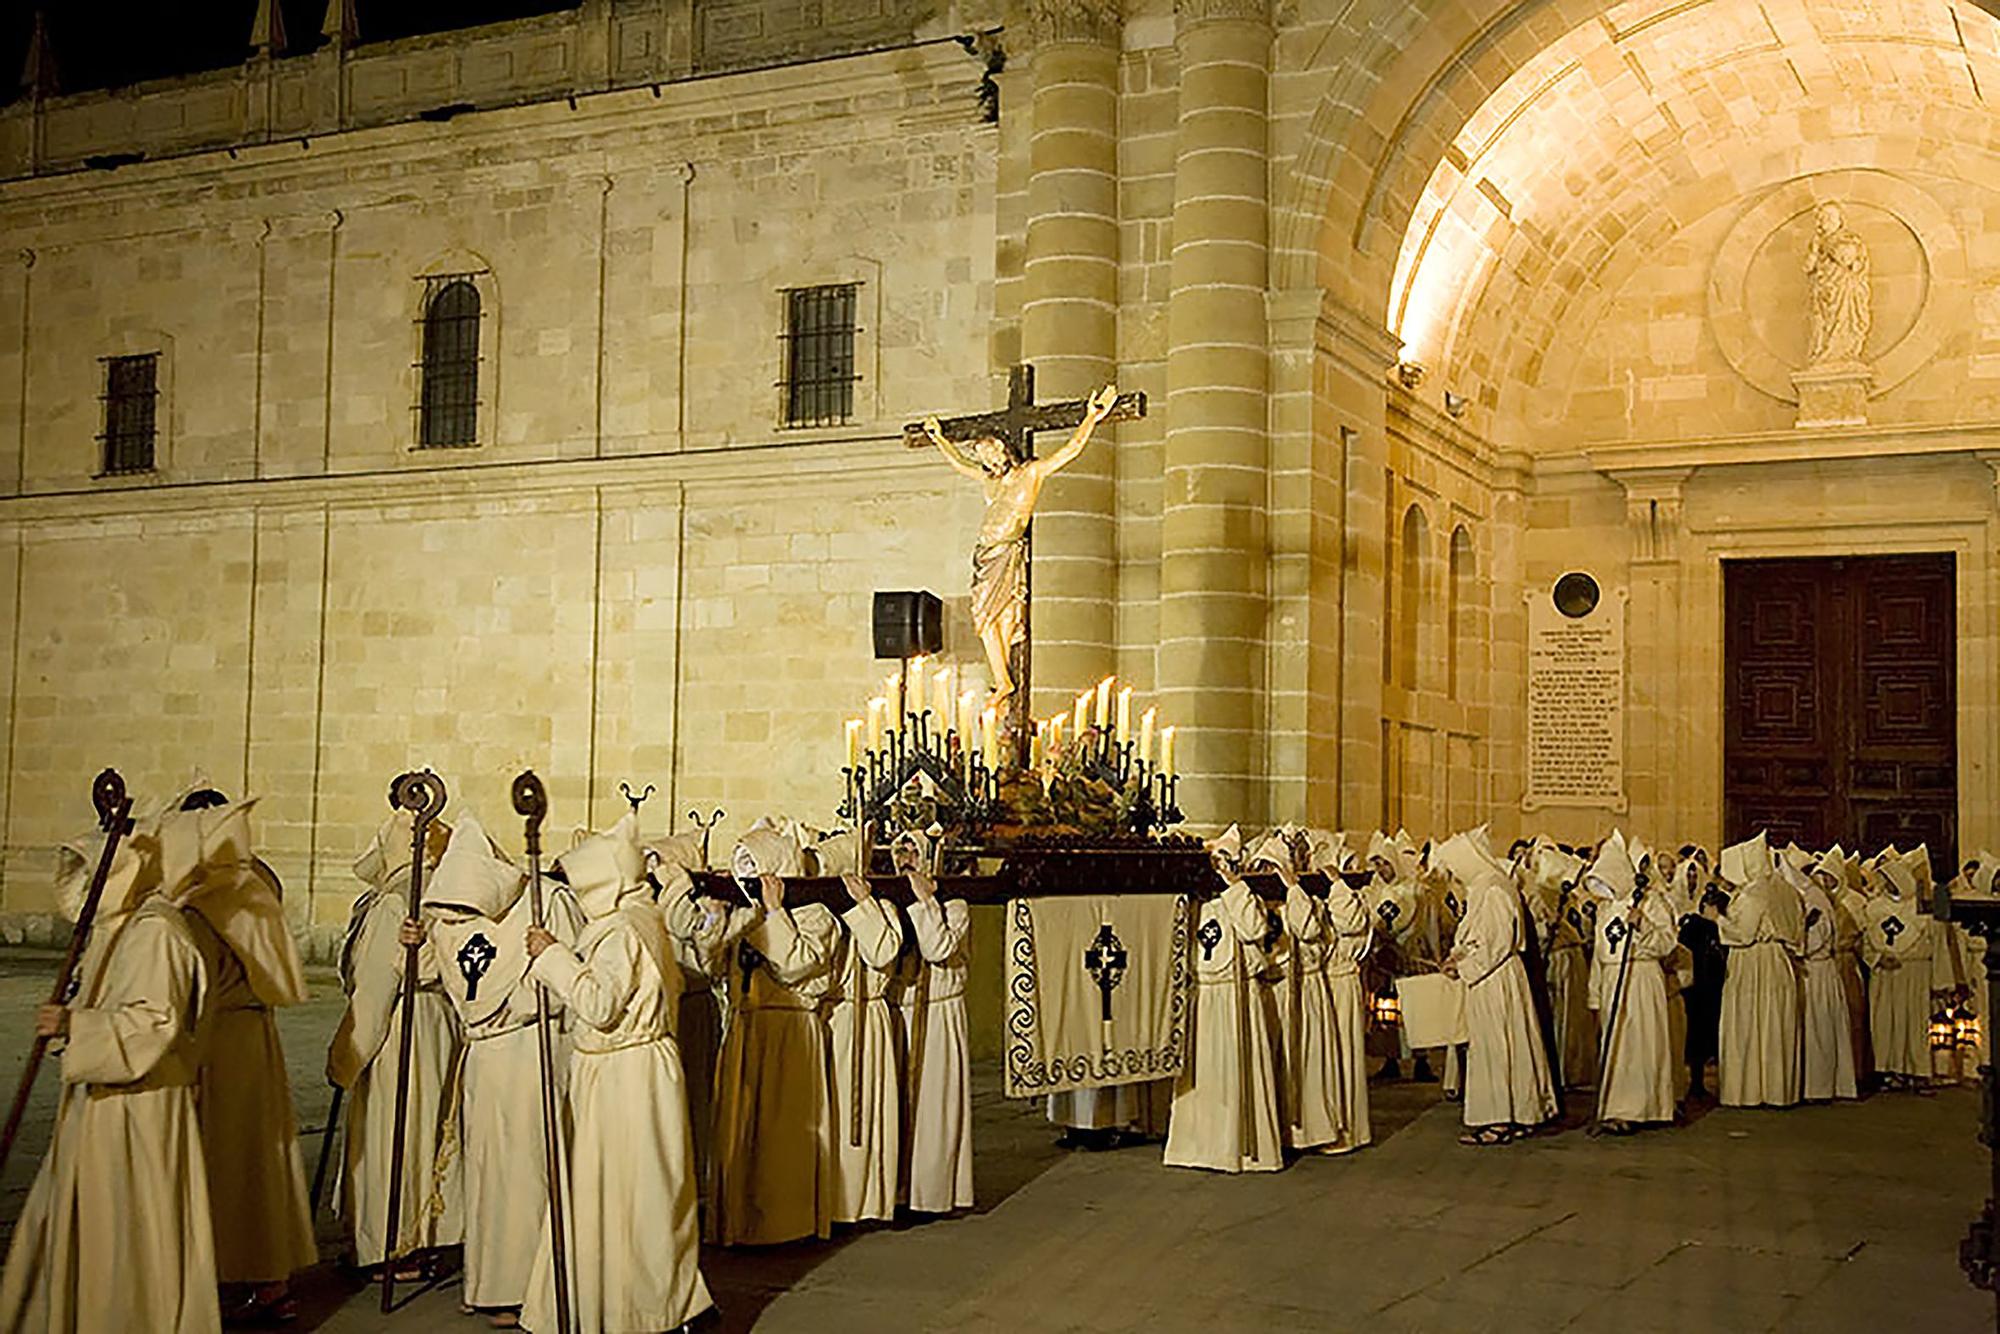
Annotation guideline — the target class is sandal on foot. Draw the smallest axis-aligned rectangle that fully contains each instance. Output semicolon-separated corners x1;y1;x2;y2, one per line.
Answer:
1458;1125;1512;1146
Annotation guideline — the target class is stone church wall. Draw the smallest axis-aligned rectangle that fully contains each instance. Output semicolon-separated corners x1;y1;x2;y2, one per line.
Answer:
0;42;997;934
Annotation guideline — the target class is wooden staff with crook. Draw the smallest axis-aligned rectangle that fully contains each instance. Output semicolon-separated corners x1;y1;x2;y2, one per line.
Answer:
620;781;655;817
688;807;725;870
0;768;134;1176
513;770;574;1334
381;769;448;1314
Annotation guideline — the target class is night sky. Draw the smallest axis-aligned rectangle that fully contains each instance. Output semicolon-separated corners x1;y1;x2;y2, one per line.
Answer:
1;1;580;97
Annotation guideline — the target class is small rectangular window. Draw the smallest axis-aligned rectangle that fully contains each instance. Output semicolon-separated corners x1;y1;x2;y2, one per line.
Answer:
99;353;159;476
780;283;860;428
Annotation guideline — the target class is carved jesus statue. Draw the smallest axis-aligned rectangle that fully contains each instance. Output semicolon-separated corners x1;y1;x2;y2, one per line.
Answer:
922;383;1118;707
1805;202;1871;365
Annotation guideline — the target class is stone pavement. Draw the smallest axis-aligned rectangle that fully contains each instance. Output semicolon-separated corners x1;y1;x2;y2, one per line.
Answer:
0;951;1991;1332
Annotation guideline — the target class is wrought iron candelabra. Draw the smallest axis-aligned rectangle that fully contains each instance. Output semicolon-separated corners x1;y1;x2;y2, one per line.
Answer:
1072;725;1183;837
840;702;1002;835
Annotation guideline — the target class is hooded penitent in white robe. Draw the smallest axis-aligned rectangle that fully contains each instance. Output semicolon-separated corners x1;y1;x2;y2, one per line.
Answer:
1273;879;1347;1153
1860;861;1946;1078
1308;832;1375;1151
828;892;906;1224
1798;880;1858;1100
1436;829;1555;1131
1164;877;1286;1174
1532;848;1596;1088
652;832;728;1221
161;796;318;1287
0;825;219;1334
521;818;713;1334
1716;837;1804;1108
1584;838;1677;1127
713;824;838;1245
427;817;571;1312
328;812;464;1269
894;890;974;1213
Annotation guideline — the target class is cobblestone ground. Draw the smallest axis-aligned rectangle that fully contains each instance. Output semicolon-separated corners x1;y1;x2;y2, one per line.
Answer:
0;951;1990;1332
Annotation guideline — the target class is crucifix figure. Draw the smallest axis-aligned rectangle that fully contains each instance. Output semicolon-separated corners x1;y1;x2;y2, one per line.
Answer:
906;364;1148;762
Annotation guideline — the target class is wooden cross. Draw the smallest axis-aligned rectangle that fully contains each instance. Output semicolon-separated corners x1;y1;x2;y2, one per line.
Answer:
903;364;1148;762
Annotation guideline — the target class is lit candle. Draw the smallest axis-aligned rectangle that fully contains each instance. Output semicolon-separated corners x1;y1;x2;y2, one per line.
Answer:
867;697;887;751
982;707;1000;772
935;666;955;727
884;671;903;731
1095;676;1115;731
1073;691;1090;738
1161;726;1178;780
1116;687;1133;746
1139;707;1157;768
1051;715;1065;754
845;719;862;769
907;655;928;718
1032;722;1045;770
958;689;978;748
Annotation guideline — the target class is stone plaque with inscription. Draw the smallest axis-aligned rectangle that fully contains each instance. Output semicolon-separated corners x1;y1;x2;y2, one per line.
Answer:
1524;577;1628;812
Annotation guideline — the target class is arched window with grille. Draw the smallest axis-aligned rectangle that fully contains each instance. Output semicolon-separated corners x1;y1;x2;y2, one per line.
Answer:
418;277;482;448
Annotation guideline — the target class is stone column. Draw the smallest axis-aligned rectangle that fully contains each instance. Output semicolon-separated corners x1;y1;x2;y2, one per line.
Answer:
1022;0;1121;718
1159;0;1272;825
1614;466;1693;835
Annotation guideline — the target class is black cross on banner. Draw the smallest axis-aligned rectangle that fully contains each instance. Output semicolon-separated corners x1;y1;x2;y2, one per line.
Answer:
902;363;1147;466
1083;922;1129;1023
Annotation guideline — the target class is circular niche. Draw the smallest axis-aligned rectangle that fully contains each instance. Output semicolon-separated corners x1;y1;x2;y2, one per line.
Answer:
1553;572;1601;619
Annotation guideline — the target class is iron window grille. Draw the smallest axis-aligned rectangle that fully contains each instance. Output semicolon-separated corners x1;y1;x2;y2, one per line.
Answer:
97;352;159;476
779;283;861;428
416;275;483;448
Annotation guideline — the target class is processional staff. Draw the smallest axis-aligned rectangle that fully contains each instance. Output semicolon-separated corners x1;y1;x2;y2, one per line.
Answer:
513;771;575;1334
1589;883;1646;1136
381;769;448;1314
0;768;134;1177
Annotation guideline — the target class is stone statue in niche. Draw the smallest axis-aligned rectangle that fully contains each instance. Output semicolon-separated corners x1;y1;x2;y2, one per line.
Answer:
1805;203;1871;365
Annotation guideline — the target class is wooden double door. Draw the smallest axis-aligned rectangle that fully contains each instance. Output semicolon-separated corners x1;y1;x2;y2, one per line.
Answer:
1723;553;1957;871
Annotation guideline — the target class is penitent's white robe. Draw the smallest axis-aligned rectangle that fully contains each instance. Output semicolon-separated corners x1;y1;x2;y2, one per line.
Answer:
0;899;219;1334
1717;882;1804;1108
1456;879;1558;1130
328;880;464;1267
1545;896;1597;1088
1800;886;1858;1100
522;902;713;1334
1860;894;1944;1077
829;897;905;1224
713;903;838;1246
184;912;318;1284
1587;895;1677;1125
1278;885;1347;1153
664;886;733;1229
1164;882;1285;1173
435;894;575;1312
1323;881;1375;1151
895;897;974;1214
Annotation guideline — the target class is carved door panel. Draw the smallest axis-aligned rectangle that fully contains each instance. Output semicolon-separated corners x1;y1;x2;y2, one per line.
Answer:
1724;554;1956;874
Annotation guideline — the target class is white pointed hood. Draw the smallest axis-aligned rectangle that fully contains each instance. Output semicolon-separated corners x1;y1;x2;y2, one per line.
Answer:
556;813;646;919
1584;830;1637;903
1720;833;1772;889
427;815;526;921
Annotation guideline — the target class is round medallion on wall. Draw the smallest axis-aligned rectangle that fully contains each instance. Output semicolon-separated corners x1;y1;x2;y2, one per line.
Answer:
1553;572;1601;619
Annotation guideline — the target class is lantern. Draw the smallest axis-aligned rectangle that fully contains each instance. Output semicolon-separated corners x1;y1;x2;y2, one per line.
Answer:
1955;1004;1982;1052
1372;986;1401;1029
1930;1008;1957;1052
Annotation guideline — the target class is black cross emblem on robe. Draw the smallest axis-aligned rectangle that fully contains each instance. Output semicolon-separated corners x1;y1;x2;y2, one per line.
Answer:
1377;900;1401;927
457;932;497;1001
1604;917;1628;956
738;940;767;994
1083;923;1128;1023
1198;918;1224;961
1883;915;1905;945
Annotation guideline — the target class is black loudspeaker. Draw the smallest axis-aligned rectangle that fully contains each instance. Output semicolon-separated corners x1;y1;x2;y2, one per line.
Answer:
873;591;943;660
